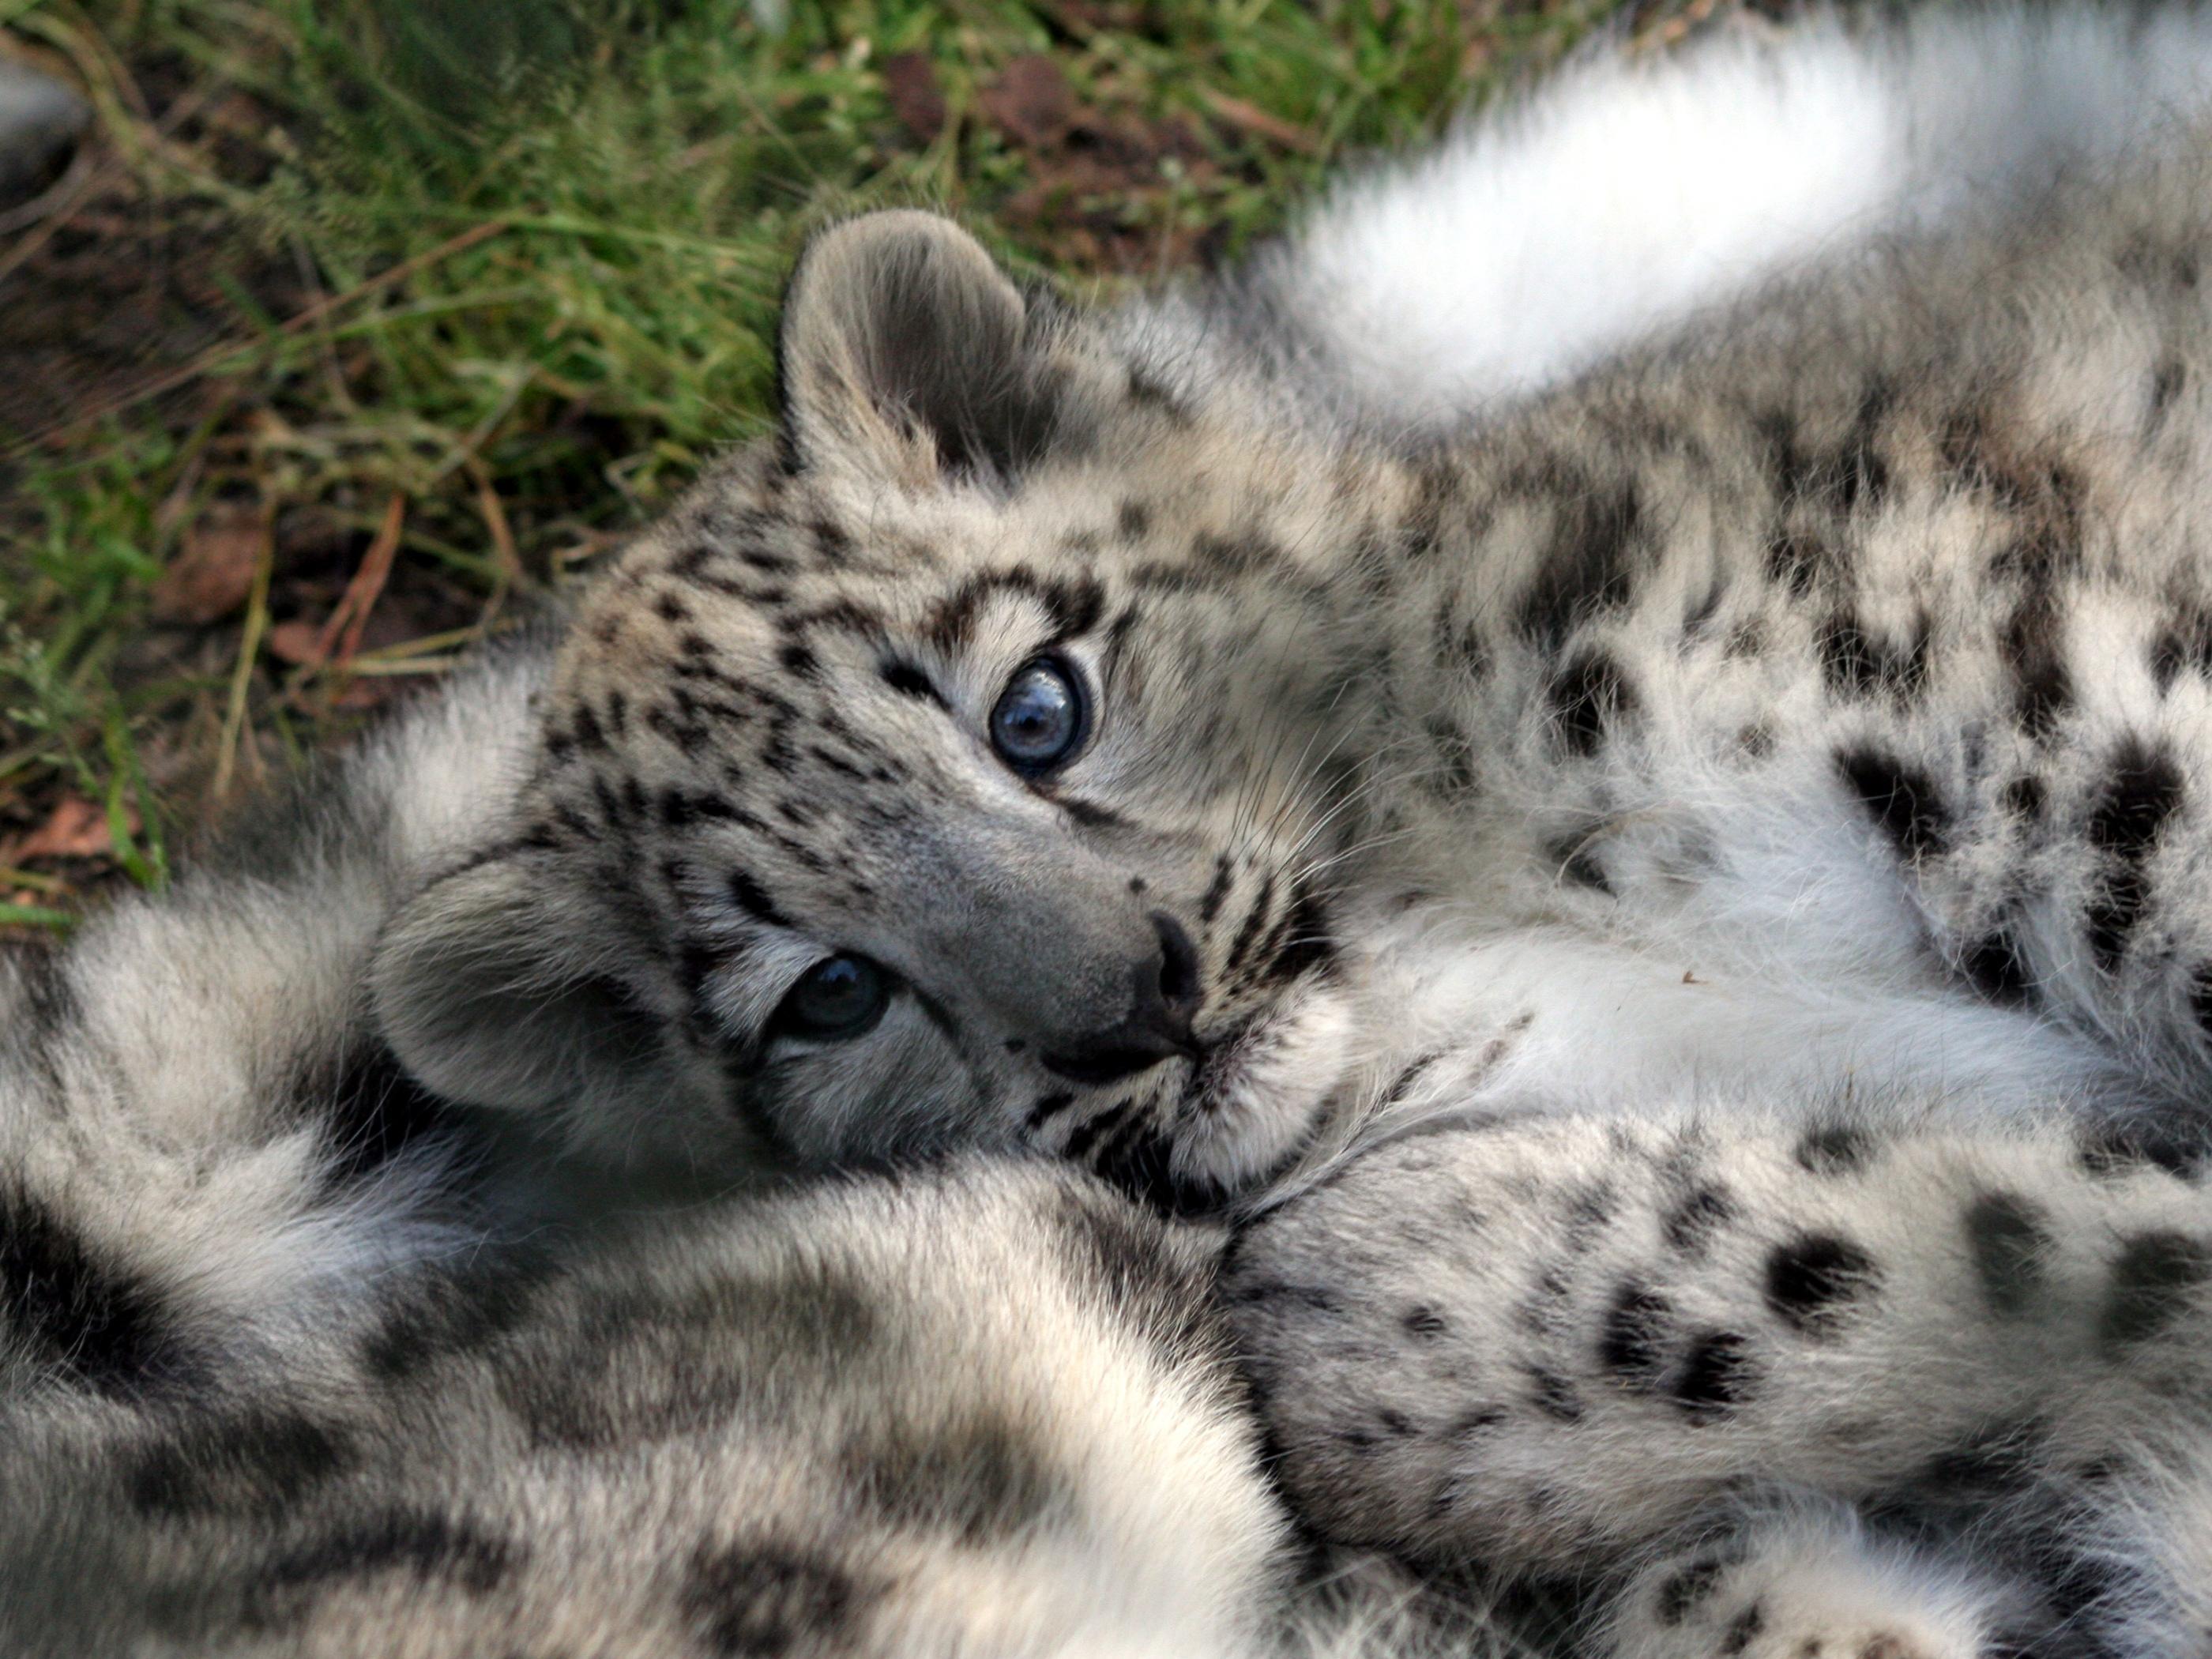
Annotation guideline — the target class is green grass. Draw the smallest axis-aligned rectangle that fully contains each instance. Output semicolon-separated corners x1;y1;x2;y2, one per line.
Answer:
0;0;1747;931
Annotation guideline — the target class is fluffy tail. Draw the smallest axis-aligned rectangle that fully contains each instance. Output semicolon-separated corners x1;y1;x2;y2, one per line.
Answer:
0;634;552;1400
1134;5;2212;427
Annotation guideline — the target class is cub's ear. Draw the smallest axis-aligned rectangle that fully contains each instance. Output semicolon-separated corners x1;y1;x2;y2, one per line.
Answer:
370;851;725;1164
778;209;1088;487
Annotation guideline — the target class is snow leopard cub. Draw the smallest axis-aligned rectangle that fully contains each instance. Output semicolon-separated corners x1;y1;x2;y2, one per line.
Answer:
389;106;2207;1208
9;6;2212;1657
354;8;2212;1653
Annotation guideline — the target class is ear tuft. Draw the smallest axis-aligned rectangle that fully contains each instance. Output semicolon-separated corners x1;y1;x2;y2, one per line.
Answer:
779;209;1079;486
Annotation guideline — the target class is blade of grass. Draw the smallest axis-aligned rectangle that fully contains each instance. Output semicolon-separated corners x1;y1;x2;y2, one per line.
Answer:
345;655;456;676
353;626;486;662
0;903;76;933
209;510;274;801
100;712;164;889
465;454;522;630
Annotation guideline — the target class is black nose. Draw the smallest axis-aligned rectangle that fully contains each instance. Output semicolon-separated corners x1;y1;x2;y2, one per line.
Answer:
1040;913;1203;1085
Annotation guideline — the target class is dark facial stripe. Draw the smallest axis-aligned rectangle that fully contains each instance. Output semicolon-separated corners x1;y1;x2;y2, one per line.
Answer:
1086;1117;1197;1214
1061;1098;1137;1163
1025;1093;1078;1131
878;660;947;708
728;870;792;930
1221;872;1277;978
1197;857;1234;926
925;570;1107;653
1060;797;1127;830
1255;886;1334;984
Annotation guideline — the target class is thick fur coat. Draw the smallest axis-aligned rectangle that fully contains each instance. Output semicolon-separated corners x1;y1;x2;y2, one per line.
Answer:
13;9;2212;1655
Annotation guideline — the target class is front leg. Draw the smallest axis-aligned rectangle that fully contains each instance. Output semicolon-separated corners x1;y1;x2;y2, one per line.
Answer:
1227;1107;2212;1567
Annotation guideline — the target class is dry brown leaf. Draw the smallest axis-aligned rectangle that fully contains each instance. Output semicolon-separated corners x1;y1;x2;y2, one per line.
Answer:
329;679;394;712
980;54;1074;149
1;796;111;864
150;504;265;626
882;52;946;142
323;492;407;668
265;619;325;666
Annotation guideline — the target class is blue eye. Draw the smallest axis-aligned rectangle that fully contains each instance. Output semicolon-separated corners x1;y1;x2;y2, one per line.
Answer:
990;657;1088;773
773;955;891;1041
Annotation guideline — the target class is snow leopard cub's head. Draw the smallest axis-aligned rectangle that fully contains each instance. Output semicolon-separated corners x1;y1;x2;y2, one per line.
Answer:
374;212;1398;1211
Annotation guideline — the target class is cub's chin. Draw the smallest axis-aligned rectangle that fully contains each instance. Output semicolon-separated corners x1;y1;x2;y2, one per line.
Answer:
1172;973;1358;1199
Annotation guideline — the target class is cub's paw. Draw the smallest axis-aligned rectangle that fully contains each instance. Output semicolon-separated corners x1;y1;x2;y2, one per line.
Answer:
1604;1506;2023;1659
1227;1118;1765;1562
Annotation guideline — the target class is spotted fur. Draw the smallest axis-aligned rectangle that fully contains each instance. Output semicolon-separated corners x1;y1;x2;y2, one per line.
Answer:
1232;1106;2212;1656
2;1161;1307;1658
20;7;2212;1656
389;32;2212;1221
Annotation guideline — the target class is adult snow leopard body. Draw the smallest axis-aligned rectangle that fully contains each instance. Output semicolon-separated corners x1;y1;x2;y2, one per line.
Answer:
13;7;2212;1656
